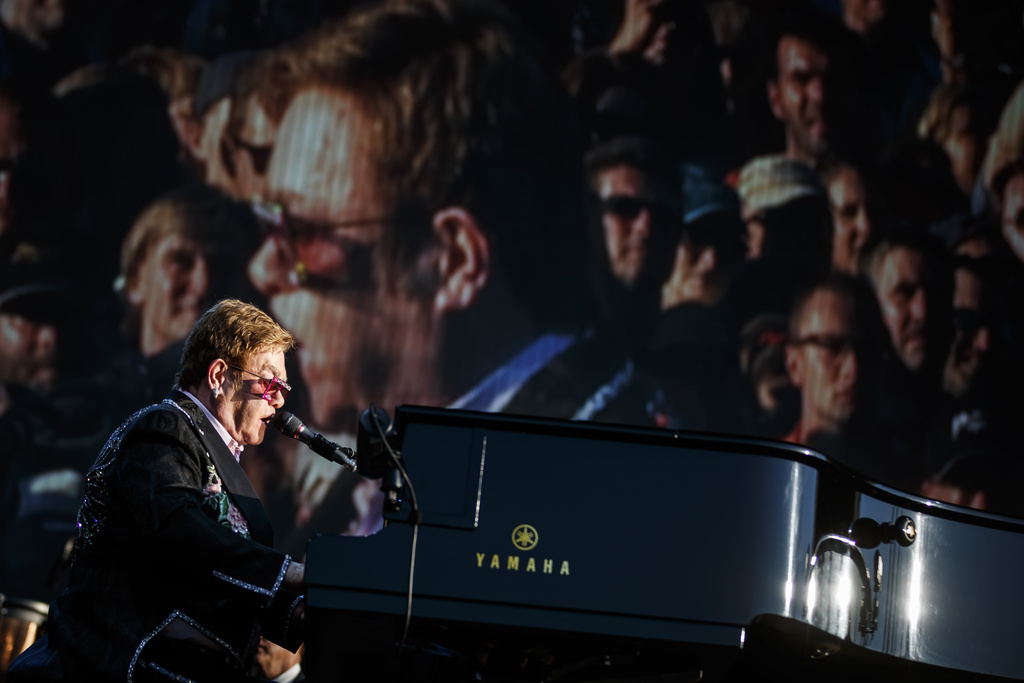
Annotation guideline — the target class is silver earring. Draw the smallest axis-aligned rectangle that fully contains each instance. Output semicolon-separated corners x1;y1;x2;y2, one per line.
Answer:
212;387;221;399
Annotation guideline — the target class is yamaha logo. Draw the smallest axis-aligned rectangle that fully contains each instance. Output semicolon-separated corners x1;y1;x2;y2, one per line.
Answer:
512;524;538;551
474;523;569;576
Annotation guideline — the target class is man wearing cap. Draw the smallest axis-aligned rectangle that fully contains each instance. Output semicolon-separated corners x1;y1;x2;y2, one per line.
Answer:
736;154;832;268
0;282;60;410
718;154;833;384
661;163;745;311
0;267;111;614
647;164;746;432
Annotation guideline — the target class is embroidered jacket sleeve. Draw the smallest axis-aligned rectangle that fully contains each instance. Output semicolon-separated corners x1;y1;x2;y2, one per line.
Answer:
115;407;294;615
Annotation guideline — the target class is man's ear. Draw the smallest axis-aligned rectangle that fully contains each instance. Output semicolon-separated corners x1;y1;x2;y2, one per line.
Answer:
206;357;229;393
432;207;490;312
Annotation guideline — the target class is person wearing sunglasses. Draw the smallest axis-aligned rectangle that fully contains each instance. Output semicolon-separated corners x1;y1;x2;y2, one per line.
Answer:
246;0;601;434
782;274;919;490
583;135;683;353
586;136;682;293
216;49;295;203
245;0;677;559
10;299;304;683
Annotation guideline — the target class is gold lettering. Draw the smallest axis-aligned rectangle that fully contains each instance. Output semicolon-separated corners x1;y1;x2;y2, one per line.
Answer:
476;551;569;576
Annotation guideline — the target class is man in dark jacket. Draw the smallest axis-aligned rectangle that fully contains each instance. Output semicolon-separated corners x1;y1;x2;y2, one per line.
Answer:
9;299;305;682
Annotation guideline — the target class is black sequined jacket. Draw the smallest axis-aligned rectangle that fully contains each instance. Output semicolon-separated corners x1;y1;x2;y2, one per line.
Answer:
8;390;302;682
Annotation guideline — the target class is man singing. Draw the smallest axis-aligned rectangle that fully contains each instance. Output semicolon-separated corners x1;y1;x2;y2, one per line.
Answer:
10;299;305;682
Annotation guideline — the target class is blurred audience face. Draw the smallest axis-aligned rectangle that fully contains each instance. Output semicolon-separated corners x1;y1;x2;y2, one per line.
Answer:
221;94;275;201
127;233;210;357
930;0;967;84
940;104;984;195
768;35;850;166
0;310;56;390
872;245;932;372
786;287;861;434
840;0;888;37
1000;171;1024;262
0;97;26;238
827;165;872;274
195;99;234;192
0;0;67;44
744;196;833;274
954;231;995;259
248;87;440;431
942;265;991;397
596;164;675;289
743;215;765;260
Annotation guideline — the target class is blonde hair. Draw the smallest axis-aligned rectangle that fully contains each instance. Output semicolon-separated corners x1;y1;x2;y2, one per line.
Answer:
116;183;259;342
281;0;589;325
918;83;963;144
980;80;1024;213
917;83;992;148
119;46;206;105
177;299;295;390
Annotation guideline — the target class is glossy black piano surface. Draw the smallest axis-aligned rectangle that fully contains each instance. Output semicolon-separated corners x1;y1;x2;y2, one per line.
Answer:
304;406;1024;682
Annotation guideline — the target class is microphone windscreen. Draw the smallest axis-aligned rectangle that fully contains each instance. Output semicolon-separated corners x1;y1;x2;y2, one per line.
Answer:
273;411;304;438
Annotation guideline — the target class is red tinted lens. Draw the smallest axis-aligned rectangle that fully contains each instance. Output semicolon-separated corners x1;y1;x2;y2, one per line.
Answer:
292;234;376;289
263;377;291;401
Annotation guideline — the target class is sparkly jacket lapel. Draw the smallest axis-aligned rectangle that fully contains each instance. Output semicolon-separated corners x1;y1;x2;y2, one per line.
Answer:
167;390;275;547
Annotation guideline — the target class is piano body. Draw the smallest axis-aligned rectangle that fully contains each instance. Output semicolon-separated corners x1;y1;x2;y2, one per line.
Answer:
305;406;1024;682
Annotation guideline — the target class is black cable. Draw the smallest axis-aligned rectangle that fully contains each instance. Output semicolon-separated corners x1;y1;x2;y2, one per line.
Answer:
368;404;420;652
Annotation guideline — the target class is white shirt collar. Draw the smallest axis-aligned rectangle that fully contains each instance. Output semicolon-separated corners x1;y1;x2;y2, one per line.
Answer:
273;663;303;683
181;389;245;462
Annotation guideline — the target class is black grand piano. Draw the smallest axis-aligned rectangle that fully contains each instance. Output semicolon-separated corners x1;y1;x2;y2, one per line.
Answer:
304;405;1024;682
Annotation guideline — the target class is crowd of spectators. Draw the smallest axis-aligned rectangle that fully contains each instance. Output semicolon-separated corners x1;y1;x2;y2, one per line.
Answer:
3;0;1024;612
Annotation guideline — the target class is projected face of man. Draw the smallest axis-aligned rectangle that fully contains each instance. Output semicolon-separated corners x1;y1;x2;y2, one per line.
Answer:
943;266;992;398
127;232;210;358
786;288;861;434
222;94;275;202
595;163;682;290
0;310;57;391
248;87;441;433
769;35;851;167
873;246;930;372
827;165;872;274
1000;171;1024;263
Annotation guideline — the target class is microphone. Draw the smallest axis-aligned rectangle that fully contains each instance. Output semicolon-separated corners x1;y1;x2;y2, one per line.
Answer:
273;411;358;473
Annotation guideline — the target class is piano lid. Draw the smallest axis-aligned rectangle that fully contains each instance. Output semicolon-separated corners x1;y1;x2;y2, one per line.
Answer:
306;405;1024;682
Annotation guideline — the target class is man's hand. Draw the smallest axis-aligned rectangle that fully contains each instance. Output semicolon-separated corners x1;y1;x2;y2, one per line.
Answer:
608;0;666;57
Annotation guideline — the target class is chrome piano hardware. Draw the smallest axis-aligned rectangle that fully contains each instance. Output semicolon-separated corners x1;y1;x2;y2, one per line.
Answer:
305;406;1024;682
